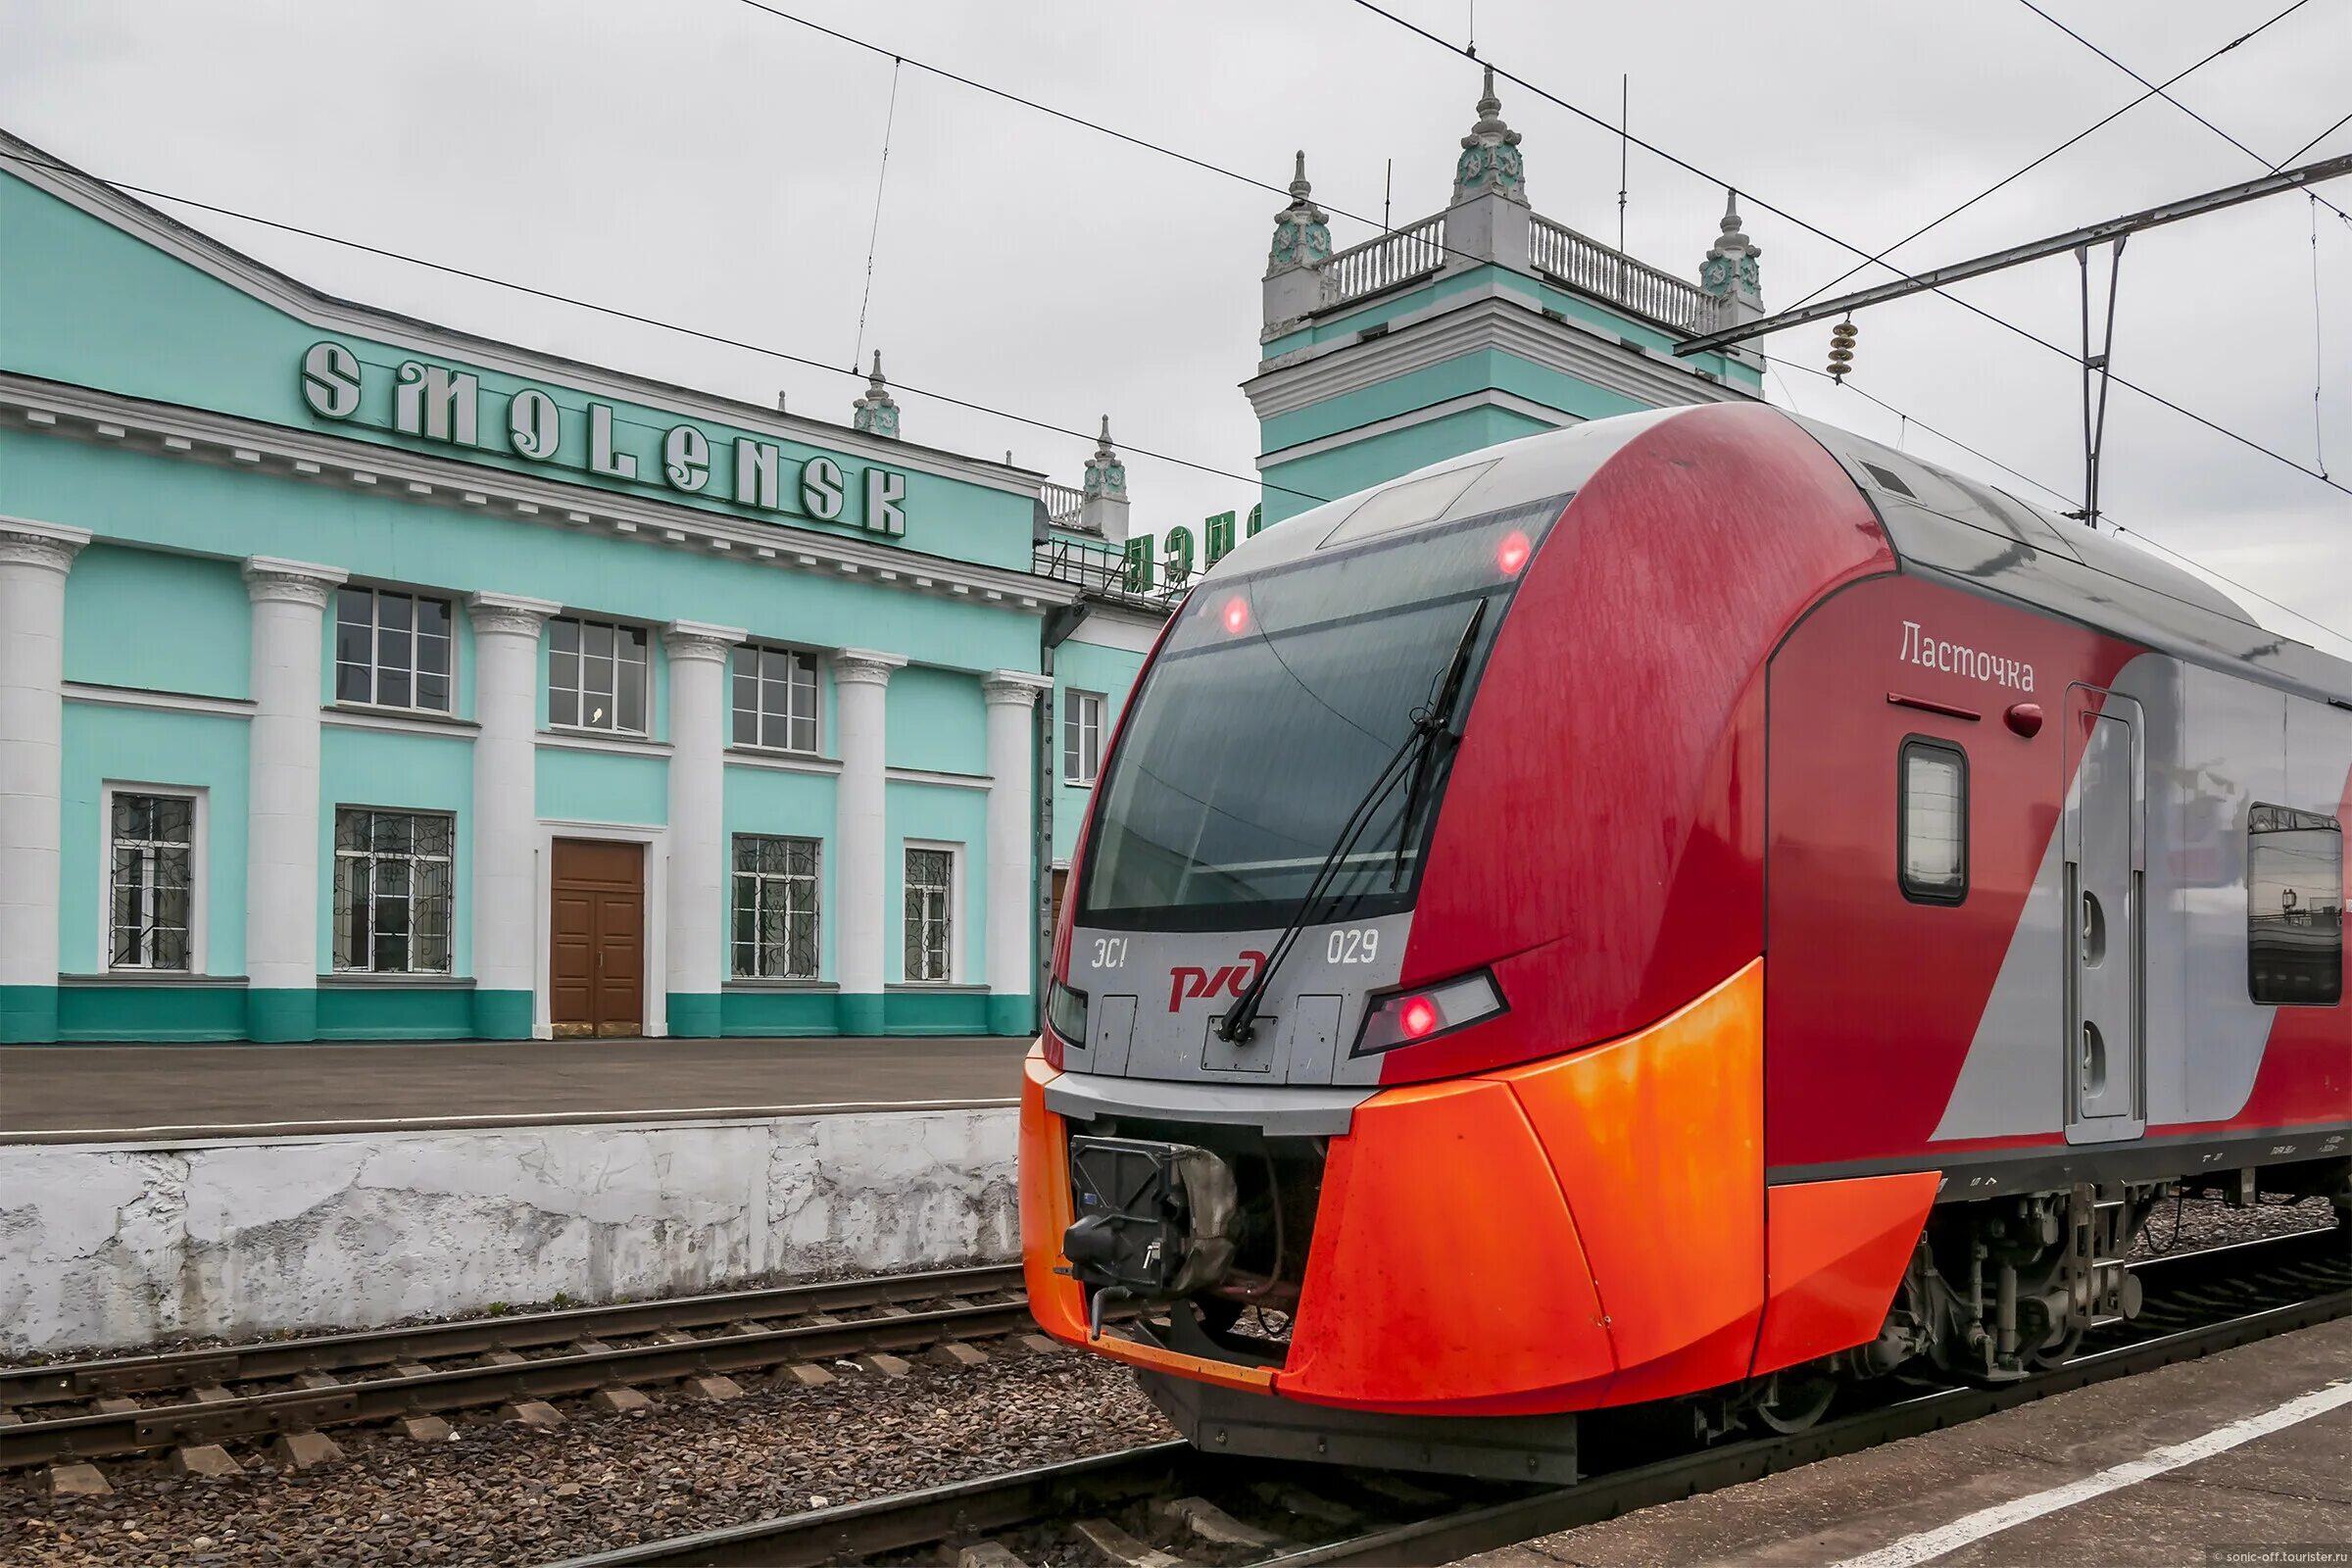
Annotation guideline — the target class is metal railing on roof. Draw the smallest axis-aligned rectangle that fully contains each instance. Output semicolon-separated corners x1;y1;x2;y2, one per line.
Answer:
1323;213;1448;308
1031;536;1183;611
1529;213;1723;333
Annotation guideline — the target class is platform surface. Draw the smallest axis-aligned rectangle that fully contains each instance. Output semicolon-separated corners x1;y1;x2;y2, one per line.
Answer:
1462;1314;2352;1568
0;1034;1030;1143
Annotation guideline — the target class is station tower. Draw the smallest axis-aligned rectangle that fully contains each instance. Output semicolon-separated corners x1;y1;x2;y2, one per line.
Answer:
1247;70;1769;525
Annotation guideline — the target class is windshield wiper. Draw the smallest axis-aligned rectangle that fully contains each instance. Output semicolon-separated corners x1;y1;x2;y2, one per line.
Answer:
1392;599;1488;889
1218;599;1490;1045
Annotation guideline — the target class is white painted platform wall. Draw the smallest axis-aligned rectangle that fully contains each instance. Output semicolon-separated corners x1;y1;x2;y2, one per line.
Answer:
0;1107;1016;1356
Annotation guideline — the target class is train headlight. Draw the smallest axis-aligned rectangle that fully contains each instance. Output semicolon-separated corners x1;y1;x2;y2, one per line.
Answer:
1351;969;1506;1055
1047;978;1089;1050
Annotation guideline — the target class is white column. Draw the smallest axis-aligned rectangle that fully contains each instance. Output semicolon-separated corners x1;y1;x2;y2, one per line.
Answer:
831;648;905;1035
662;620;747;1039
983;670;1052;1036
242;557;346;1041
0;520;91;1044
468;592;561;1039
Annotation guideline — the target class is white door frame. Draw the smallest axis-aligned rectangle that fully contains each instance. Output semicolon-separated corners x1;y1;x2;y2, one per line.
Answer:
534;817;669;1039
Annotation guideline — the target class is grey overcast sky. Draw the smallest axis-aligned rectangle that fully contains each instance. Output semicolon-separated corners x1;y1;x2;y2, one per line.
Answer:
4;0;2348;652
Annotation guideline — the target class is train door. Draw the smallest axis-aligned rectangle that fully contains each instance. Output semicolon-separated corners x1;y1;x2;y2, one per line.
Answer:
2064;686;2145;1143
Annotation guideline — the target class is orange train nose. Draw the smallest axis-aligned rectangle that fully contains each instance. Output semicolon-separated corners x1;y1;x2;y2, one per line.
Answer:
1019;960;1936;1416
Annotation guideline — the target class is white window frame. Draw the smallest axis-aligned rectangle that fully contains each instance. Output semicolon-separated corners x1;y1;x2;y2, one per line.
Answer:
332;807;458;975
335;584;458;715
731;645;823;755
546;615;652;736
99;783;206;974
731;834;822;979
902;839;964;984
1062;688;1105;786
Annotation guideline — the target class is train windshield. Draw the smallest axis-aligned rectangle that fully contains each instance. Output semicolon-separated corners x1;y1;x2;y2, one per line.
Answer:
1077;497;1563;932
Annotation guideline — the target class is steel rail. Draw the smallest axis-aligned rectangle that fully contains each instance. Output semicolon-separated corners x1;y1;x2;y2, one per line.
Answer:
543;1226;2351;1568
1;1275;1029;1469
0;1263;1021;1409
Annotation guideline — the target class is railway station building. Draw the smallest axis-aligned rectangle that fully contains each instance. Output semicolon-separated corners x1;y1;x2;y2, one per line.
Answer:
0;131;1164;1045
0;72;1768;1046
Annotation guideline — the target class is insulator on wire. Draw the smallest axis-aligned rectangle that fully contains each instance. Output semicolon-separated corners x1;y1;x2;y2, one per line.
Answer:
1828;318;1859;381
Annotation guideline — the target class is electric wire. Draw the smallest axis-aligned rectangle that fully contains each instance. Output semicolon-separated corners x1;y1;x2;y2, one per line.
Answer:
731;0;2332;506
3;124;2344;648
2013;0;2349;223
0;145;1316;507
1766;355;2352;651
2278;107;2352;172
1783;0;2318;314
1343;0;2352;499
850;55;902;372
2316;196;2334;481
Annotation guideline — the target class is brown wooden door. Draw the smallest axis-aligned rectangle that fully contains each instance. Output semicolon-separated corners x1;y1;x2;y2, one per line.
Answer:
550;839;644;1037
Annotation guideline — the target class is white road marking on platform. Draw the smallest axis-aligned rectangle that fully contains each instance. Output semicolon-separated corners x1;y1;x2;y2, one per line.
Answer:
1826;1378;2352;1568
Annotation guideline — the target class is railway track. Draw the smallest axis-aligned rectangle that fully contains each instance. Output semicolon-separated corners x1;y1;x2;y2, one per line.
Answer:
1;1263;1029;1475
545;1225;2352;1568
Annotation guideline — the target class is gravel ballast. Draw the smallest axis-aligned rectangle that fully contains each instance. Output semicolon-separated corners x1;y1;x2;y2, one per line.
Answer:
2;1348;1173;1567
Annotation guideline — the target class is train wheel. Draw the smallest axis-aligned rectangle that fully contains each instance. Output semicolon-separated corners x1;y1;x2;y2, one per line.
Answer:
1755;1371;1837;1434
2031;1326;2085;1368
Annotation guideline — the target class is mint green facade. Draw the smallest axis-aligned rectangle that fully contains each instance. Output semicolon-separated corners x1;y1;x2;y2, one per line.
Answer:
0;136;1149;1046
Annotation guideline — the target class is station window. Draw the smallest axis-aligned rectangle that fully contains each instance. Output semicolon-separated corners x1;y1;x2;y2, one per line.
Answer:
1062;689;1105;785
731;835;820;979
731;646;820;753
547;616;648;733
337;588;454;712
332;808;455;974
108;792;195;970
1898;738;1969;905
2248;804;2343;1005
905;845;957;982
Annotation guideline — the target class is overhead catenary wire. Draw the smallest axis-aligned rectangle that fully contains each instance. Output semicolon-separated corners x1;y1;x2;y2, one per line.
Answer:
740;0;2346;503
2313;195;2333;481
3;25;2344;649
850;55;903;373
1783;0;2318;314
1768;354;2352;652
1342;0;2352;499
2012;0;2350;225
0;145;1318;508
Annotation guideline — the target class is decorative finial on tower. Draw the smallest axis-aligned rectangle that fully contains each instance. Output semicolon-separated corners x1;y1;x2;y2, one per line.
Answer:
851;350;901;439
1083;416;1127;501
1076;414;1133;544
1451;65;1527;205
1699;188;1763;312
1266;150;1332;275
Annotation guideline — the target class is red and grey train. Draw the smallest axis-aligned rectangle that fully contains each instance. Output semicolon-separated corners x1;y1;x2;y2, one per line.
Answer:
1017;401;2350;1479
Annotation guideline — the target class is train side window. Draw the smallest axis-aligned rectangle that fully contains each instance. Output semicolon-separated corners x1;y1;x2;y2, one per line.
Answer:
2247;804;2343;1006
1898;738;1969;906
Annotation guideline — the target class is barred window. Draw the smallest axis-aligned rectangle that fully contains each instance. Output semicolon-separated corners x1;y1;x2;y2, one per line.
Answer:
333;808;454;974
732;835;820;979
109;793;193;970
731;647;820;753
337;588;453;711
1062;689;1104;785
905;846;956;982
548;616;648;733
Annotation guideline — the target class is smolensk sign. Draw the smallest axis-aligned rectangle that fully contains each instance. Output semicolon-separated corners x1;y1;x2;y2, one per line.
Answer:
299;340;907;538
1899;619;2036;692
